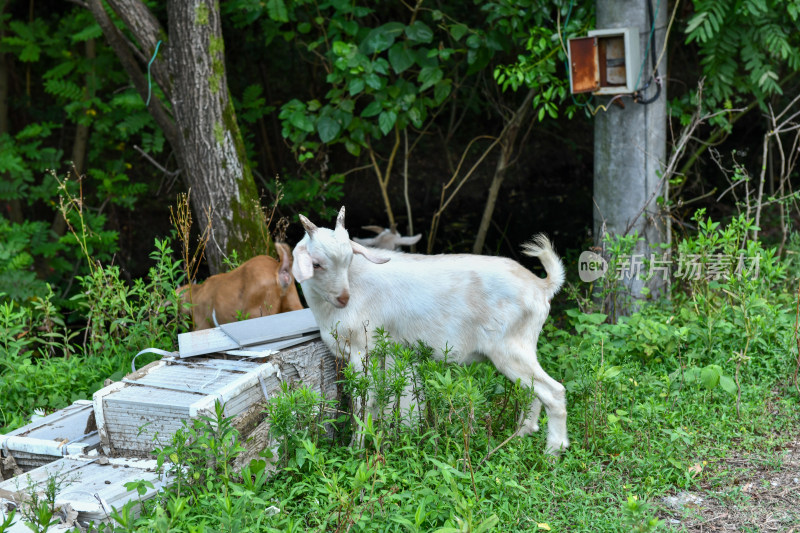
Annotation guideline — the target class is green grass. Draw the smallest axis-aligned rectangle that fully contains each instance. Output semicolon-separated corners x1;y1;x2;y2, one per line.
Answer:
2;216;799;532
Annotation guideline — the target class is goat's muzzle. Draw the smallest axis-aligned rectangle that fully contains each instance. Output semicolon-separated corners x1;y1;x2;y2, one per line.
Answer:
335;291;350;308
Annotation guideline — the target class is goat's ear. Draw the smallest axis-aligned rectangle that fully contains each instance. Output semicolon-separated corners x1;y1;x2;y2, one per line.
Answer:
361;225;384;234
352;236;377;247
351;240;390;264
335;206;346;230
276;243;293;290
299;215;317;236
396;234;422;246
292;244;315;282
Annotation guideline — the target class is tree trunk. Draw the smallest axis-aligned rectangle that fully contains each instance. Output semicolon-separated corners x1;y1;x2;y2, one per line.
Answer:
472;89;535;255
87;0;266;273
70;38;95;177
53;38;97;238
0;5;7;136
166;0;264;272
0;1;22;224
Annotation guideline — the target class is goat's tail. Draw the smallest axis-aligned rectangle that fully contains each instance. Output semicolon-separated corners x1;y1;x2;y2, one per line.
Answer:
521;234;565;301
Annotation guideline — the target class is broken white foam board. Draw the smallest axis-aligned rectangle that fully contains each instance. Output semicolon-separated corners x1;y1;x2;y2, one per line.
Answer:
0;456;170;529
0;401;101;472
177;308;319;358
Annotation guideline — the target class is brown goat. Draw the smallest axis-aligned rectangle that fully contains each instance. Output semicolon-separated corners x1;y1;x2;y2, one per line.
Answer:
177;243;303;330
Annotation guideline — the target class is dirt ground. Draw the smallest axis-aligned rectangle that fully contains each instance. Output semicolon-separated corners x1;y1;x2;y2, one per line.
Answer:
659;437;800;531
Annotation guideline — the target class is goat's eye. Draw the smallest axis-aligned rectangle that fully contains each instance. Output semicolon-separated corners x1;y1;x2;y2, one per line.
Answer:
313;262;322;270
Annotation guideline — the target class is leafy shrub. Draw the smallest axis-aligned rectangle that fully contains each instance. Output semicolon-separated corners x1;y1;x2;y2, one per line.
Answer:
0;238;188;432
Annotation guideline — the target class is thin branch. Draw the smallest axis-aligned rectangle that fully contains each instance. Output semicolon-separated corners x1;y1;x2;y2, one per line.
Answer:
624;81;745;235
106;0;170;96
133;144;181;177
403;128;414;239
86;0;179;151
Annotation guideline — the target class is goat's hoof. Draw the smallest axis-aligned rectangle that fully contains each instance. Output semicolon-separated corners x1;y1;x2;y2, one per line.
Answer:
545;438;569;456
516;421;540;437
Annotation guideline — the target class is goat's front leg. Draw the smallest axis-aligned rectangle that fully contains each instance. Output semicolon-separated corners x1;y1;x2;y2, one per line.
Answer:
518;397;543;433
346;343;379;448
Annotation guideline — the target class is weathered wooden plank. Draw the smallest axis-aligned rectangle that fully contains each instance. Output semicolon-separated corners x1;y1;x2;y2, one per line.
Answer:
225;330;321;356
94;360;278;456
231;339;342;471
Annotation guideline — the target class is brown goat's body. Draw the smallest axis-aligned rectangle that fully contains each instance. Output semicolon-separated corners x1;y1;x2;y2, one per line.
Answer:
178;244;303;330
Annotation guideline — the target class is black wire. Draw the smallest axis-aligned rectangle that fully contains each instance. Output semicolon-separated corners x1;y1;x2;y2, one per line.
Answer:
637;80;661;104
635;0;661;104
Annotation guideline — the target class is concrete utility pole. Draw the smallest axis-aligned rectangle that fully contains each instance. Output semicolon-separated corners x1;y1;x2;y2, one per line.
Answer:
594;0;668;310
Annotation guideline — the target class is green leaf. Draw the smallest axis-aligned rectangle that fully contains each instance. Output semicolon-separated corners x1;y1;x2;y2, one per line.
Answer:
450;24;469;41
361;22;404;54
405;21;433;43
71;23;102;43
19;43;41;62
719;375;737;395
348;78;365;96
345;139;361;156
700;366;721;391
44;79;82;101
43;61;75;80
388;43;415;74
361;101;382;117
364;73;382;90
289;110;315;133
317;116;341;143
584;313;608;324
378;110;397;135
434;81;451;104
418;66;442;91
266;0;289;22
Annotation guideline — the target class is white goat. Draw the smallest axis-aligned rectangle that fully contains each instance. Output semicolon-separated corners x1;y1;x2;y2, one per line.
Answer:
292;206;568;455
353;225;422;250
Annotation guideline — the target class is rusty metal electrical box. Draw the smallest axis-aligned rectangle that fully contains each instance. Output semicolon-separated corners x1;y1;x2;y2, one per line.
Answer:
568;27;640;95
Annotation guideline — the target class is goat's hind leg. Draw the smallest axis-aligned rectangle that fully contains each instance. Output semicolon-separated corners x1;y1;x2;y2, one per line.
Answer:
493;351;568;455
528;368;568;455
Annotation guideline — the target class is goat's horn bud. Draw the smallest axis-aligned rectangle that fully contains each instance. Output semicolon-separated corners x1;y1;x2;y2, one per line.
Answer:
299;214;318;235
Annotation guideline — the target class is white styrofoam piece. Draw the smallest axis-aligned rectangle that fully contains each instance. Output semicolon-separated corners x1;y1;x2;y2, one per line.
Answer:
225;330;321;356
1;401;100;466
93;358;283;455
177;308;319;358
0;456;171;527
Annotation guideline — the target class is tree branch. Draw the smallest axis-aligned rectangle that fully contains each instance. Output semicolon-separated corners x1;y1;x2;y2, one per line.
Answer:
86;0;179;155
105;0;171;96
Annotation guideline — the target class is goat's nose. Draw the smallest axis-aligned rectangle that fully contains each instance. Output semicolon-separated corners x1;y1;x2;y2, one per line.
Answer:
336;292;350;307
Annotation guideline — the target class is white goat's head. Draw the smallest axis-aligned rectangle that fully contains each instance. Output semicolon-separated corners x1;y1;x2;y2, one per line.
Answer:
292;207;388;308
353;225;422;250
